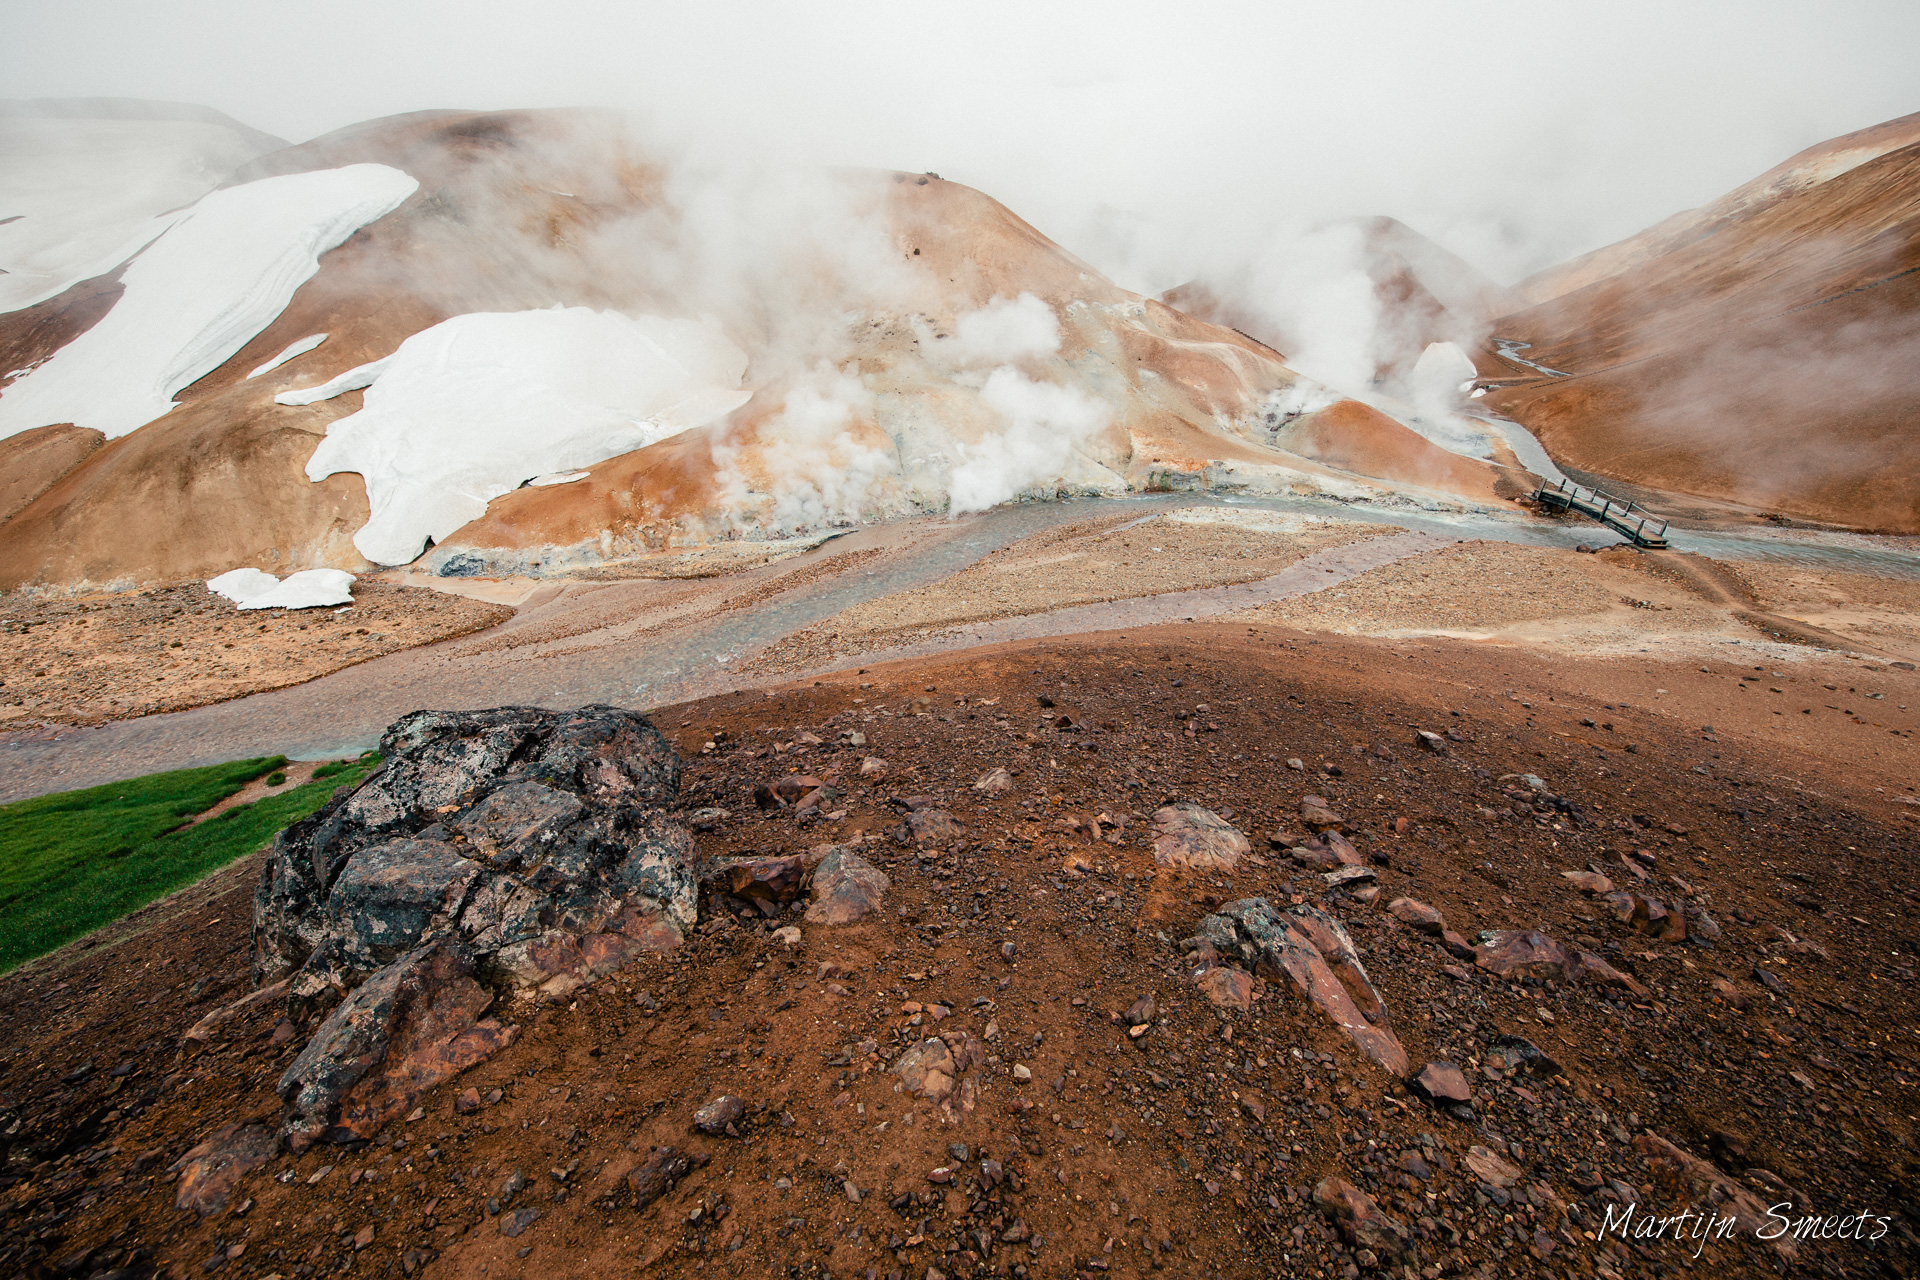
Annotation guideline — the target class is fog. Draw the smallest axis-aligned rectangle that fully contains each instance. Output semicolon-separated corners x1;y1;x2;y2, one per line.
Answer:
5;0;1915;295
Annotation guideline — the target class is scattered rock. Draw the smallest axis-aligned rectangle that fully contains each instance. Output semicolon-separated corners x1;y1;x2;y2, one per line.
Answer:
1569;950;1649;996
1634;1132;1798;1260
693;1095;746;1136
1298;796;1345;831
1323;864;1375;888
1437;929;1476;961
1487;1034;1560;1077
1187;899;1408;1075
1387;897;1445;936
500;1207;540;1238
1121;993;1157;1026
182;979;291;1046
1194;966;1258;1010
254;706;695;1011
171;1120;277;1216
627;1146;701;1211
772;925;803;947
1152;804;1250;869
1414;730;1447;753
1711;977;1749;1010
1313;1175;1410;1263
1473;929;1569;980
897;807;964;845
1465;1144;1523;1188
705;854;806;906
804;846;891;924
454;1087;482;1114
895;1037;957;1102
1561;870;1613;894
1412;1062;1471;1104
972;767;1013;794
859;756;888;778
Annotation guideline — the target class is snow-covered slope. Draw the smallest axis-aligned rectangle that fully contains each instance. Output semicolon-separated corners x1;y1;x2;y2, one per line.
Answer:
296;307;750;564
0;165;417;439
0;106;284;314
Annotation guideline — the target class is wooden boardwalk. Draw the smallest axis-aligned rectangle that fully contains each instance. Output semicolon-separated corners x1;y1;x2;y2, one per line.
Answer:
1533;478;1671;548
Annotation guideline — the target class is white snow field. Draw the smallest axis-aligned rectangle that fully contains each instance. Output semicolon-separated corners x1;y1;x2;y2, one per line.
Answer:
206;567;355;610
0;114;280;314
299;308;751;565
0;164;417;440
246;333;328;379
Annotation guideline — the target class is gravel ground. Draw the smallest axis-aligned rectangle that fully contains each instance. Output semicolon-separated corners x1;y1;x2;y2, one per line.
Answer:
749;508;1395;673
4;628;1919;1279
0;582;513;729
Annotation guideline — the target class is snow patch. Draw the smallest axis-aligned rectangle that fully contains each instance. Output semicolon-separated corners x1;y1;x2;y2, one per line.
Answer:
0;164;417;440
302;307;750;565
276;355;392;405
207;567;355;610
247;333;328;379
528;471;590;487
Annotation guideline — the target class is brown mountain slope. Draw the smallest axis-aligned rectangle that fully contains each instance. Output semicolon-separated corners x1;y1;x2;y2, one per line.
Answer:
1;111;1520;588
1481;133;1920;533
1517;110;1920;305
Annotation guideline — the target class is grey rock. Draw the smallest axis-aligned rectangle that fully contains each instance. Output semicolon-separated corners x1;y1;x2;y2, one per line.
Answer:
253;706;695;1002
1152;804;1250;869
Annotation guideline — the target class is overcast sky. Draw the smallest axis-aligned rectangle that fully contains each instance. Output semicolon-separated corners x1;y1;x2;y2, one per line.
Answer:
6;0;1916;289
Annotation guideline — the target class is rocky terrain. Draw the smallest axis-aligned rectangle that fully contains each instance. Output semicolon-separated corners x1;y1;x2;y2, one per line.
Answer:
2;625;1917;1279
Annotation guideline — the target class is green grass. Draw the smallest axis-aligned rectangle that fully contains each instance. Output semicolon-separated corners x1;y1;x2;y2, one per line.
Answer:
0;752;382;973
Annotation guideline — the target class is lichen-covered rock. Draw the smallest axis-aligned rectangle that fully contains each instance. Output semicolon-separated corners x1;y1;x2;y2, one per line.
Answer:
253;705;694;997
1474;928;1570;979
279;938;518;1152
1186;898;1409;1076
805;846;890;924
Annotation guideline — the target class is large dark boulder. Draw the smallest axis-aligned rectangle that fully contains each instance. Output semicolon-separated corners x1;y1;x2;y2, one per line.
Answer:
254;705;695;1004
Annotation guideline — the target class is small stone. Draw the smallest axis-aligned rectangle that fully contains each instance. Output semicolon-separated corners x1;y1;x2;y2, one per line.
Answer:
1195;966;1257;1010
1012;1063;1032;1081
772;925;803;947
353;1226;375;1250
1122;994;1157;1027
1562;870;1613;894
1323;864;1375;888
693;1095;746;1135
1415;730;1447;753
1286;757;1305;771
1437;929;1476;961
1313;1175;1410;1262
1001;941;1016;962
929;1166;953;1184
1475;929;1570;980
859;756;888;777
1412;1062;1472;1104
454;1087;481;1114
1387;897;1445;936
500;1207;540;1238
1711;978;1748;1010
1299;795;1345;831
972;767;1014;794
1466;1145;1524;1188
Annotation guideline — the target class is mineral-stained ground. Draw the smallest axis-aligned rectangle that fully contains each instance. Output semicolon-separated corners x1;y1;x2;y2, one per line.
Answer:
2;624;1918;1280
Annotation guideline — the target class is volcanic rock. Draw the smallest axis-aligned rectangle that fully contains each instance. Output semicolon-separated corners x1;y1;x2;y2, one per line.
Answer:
1569;950;1650;996
896;1037;957;1102
1466;1144;1524;1188
804;846;890;924
1187;898;1408;1075
1312;1175;1411;1263
1298;796;1345;831
278;937;519;1152
1561;870;1613;894
705;854;806;905
253;706;693;1007
171;1120;278;1216
897;807;964;845
1151;804;1250;869
1487;1034;1561;1077
1412;1062;1472;1104
1387;897;1446;935
693;1094;746;1136
1194;966;1258;1010
1473;929;1570;979
628;1146;701;1212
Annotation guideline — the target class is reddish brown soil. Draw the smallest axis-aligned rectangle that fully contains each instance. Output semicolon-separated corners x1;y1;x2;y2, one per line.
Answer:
3;626;1917;1279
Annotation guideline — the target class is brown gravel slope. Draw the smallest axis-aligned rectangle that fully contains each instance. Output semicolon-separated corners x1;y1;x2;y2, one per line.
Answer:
3;628;1919;1279
0;581;513;728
